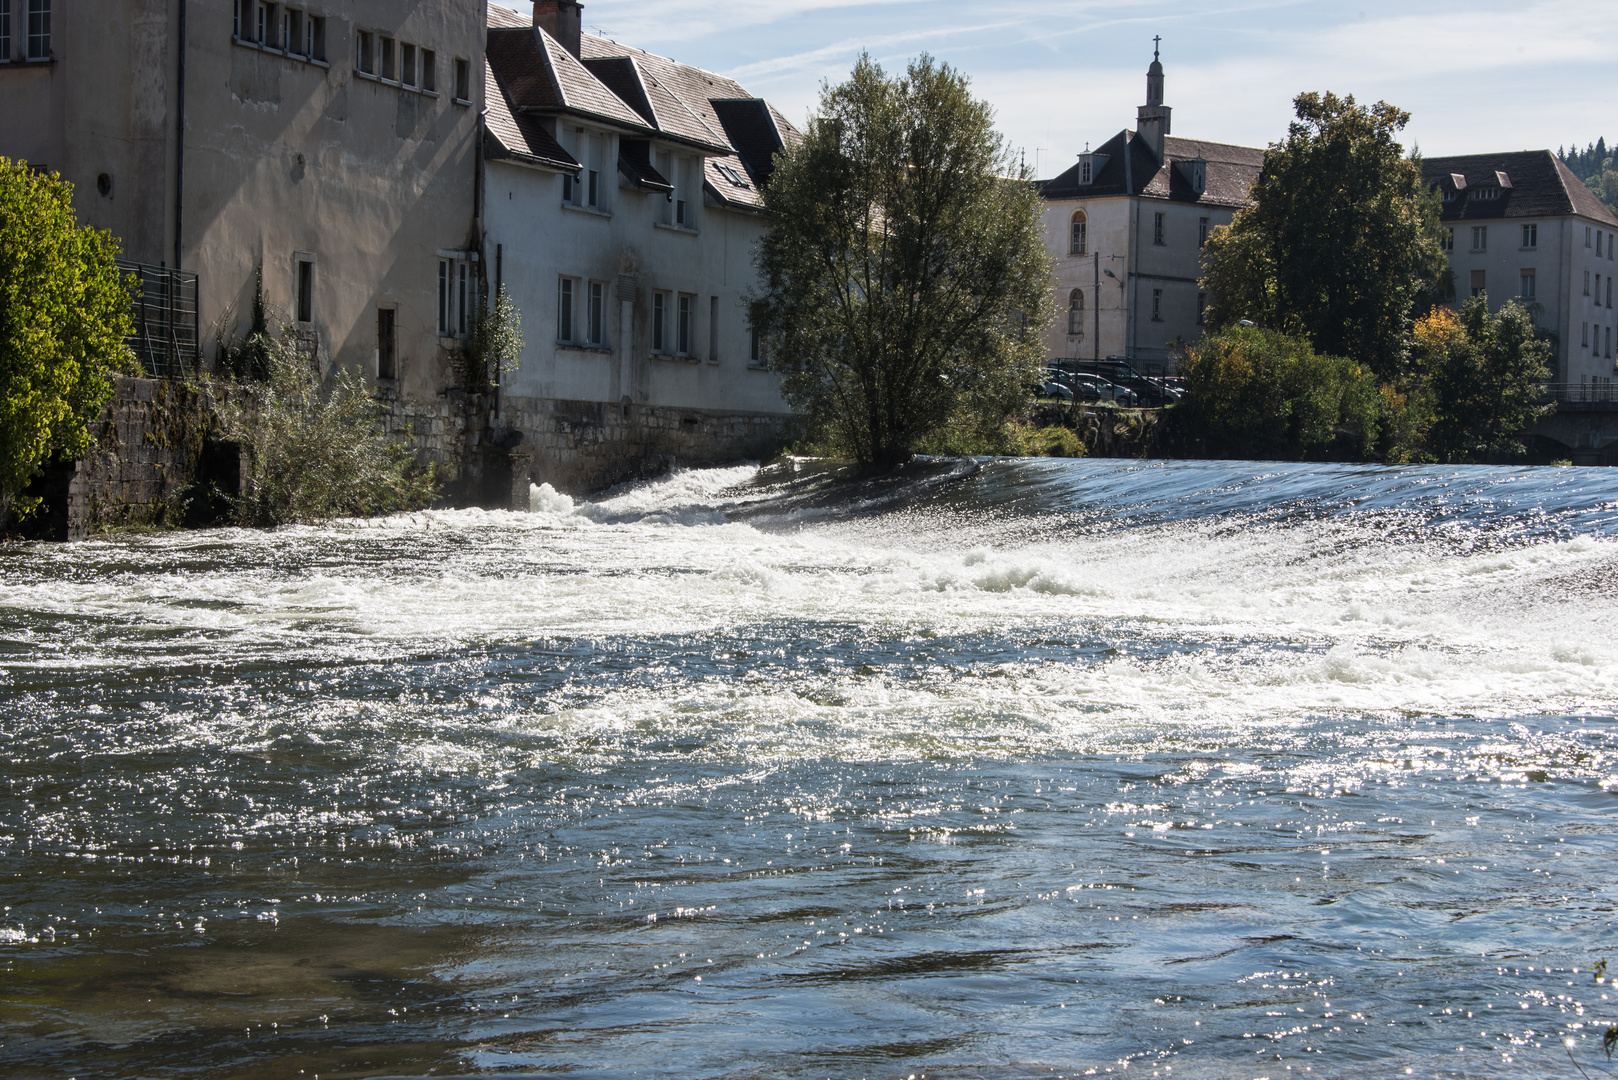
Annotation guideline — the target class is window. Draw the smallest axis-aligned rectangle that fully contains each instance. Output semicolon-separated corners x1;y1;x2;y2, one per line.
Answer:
307;15;324;60
1080;158;1092;185
379;36;395;81
1608;326;1613;359
558;278;575;342
749;324;762;366
1520;269;1535;300
1470;269;1486;298
437;260;451;335
562;171;575;204
1471;226;1487;252
283;8;299;55
1198;216;1209;249
26;0;47;58
1598;275;1603;305
230;0;241;40
356;30;374;75
377;308;397;380
1587;270;1592;296
678;294;693;355
652;292;667;352
1587;225;1593;248
1197;292;1207;326
588;169;599;208
401;42;416;87
454;57;471;103
587;281;604;346
1067;288;1085;336
1584;322;1590;348
257;2;273;47
676;197;688;227
1153;211;1165;246
1069;211;1087;256
296;259;314;323
709;296;719;362
1609;276;1614;307
421;49;435;92
1151;288;1163;321
0;0;14;62
1441;228;1454;252
457;263;469;337
1600;231;1606;257
1522;223;1537;249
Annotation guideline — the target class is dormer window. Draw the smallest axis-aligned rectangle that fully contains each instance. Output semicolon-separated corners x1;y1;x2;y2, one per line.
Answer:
715;162;750;188
1077;152;1108;185
1175;157;1206;196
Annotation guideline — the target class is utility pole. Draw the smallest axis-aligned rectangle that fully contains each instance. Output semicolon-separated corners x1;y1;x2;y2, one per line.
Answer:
1093;251;1100;364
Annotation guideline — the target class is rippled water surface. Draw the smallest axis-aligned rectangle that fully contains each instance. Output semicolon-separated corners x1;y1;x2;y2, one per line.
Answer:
5;458;1618;1079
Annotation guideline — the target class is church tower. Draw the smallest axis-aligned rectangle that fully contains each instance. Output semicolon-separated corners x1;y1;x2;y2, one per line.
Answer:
1136;39;1172;162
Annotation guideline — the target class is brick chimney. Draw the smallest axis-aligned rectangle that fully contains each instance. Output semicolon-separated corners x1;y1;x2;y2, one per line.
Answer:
533;0;583;58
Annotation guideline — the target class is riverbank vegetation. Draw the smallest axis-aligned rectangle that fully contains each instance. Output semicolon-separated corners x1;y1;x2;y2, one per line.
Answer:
752;54;1051;473
0;158;136;529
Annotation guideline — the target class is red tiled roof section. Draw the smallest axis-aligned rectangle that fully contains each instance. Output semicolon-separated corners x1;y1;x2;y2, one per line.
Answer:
1423;150;1618;225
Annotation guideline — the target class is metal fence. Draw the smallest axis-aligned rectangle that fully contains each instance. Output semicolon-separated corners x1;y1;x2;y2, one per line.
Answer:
118;259;200;378
1543;382;1618;405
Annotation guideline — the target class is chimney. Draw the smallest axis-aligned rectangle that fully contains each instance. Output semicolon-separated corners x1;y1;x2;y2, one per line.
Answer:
533;0;583;59
1136;39;1171;163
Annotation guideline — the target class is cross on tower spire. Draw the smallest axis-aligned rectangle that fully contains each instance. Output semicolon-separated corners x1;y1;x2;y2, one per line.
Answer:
1153;35;1161;59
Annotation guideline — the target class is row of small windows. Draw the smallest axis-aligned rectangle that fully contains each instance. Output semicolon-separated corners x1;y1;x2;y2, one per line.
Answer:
1066;210;1212;255
1588;271;1614;308
0;0;50;63
1583;323;1613;359
557;278;760;364
233;2;326;62
357;29;467;101
1590;226;1617;259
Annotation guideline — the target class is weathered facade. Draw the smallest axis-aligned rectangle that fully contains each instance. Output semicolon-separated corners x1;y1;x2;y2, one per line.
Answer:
0;0;488;473
1423;152;1618;389
1038;49;1262;373
482;1;795;492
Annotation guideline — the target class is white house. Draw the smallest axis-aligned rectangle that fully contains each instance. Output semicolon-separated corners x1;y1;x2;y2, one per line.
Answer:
482;2;797;492
1038;48;1262;374
1422;152;1618;393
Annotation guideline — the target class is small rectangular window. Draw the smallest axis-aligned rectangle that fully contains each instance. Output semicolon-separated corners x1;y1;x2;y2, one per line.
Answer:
558;278;575;343
377;307;397;380
230;0;240;41
1587;226;1593;248
1522;223;1537;249
307;15;324;60
1470;269;1486;297
588;281;604;346
283;9;298;54
676;199;687;227
1520;269;1535;300
1609;276;1614;308
652;292;667;352
1600;231;1606;257
401;43;416;87
588;170;599;208
1153;212;1165;246
678;294;692;355
454;57;471;103
379;36;395;81
1151;288;1163;321
1608;325;1613;359
562;173;574;204
749;324;762;366
296;259;314;323
356;30;373;75
258;2;274;47
1584;322;1591;348
1198;216;1209;249
1080;159;1092;184
437;260;451;336
708;296;719;362
457;263;469;337
1471;226;1487;252
421;48;435;91
1586;270;1592;296
1070;216;1086;256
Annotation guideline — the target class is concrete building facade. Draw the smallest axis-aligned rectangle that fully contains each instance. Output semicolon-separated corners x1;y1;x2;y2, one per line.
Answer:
1423;152;1618;391
482;2;795;491
1038;49;1262;373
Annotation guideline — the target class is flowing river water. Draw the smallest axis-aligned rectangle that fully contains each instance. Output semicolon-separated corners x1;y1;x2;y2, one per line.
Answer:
4;457;1618;1079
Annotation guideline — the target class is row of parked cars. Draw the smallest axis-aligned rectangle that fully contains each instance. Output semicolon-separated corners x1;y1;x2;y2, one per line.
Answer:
1036;361;1185;407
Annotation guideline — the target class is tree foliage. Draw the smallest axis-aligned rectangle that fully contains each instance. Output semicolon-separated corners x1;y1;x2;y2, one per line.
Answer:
0;158;135;524
466;284;525;386
1560;138;1618;216
1418;299;1552;462
751;54;1052;470
214;334;438;526
1179;325;1379;460
1201;92;1448;381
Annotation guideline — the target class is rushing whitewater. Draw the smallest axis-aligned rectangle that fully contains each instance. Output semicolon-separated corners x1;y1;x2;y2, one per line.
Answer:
3;458;1617;1079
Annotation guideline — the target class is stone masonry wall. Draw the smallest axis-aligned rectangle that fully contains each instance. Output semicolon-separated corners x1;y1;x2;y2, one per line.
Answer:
503;396;797;496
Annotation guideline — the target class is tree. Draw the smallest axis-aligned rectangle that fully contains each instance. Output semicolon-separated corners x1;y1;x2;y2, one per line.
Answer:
1179;325;1379;460
751;54;1051;470
1201;92;1449;381
0;158;135;525
1419;298;1552;462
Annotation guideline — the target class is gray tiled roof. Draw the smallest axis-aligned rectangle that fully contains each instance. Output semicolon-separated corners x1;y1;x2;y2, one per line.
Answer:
485;58;580;172
487;3;528;29
485;27;654;132
1042;130;1261;209
1423;150;1618;226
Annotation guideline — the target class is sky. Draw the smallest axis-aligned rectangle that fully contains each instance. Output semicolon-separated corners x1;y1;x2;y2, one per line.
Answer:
502;0;1615;177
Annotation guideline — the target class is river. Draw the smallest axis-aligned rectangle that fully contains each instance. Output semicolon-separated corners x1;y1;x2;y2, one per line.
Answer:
3;457;1617;1079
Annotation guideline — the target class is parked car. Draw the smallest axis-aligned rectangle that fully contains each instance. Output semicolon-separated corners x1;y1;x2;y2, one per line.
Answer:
1068;361;1173;406
1037;381;1074;401
1066;372;1137;406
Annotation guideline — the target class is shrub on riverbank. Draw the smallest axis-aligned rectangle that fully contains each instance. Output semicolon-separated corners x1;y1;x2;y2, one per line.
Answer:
1417;299;1552;462
1179;326;1379;459
214;336;438;525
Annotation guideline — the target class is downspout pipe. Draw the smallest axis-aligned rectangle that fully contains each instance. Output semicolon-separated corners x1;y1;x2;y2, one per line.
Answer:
174;0;186;270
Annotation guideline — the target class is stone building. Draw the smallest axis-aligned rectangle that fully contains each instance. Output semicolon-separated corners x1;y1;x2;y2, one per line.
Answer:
1422;152;1618;390
481;1;796;492
0;0;488;475
1038;46;1262;374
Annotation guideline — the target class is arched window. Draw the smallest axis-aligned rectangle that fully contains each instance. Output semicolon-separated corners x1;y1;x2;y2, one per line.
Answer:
1067;288;1085;337
1070;210;1087;256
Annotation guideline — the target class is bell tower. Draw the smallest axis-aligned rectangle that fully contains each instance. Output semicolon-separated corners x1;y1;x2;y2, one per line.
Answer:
1136;37;1172;162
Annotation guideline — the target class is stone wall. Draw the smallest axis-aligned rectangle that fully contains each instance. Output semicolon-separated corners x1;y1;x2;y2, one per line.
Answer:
502;395;797;495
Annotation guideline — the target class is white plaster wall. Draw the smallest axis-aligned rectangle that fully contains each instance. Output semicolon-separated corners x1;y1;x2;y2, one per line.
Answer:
487;151;788;415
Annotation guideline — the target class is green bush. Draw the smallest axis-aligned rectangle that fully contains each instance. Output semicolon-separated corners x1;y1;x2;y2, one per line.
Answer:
214;335;439;525
1180;326;1378;460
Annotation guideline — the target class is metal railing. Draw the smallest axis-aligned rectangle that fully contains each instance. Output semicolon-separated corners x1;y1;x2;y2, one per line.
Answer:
118;259;200;378
1543;382;1618;404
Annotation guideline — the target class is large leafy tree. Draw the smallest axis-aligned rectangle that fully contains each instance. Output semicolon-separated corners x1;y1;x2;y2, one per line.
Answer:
0;158;133;524
751;54;1051;470
1419;298;1552;462
1202;92;1448;380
